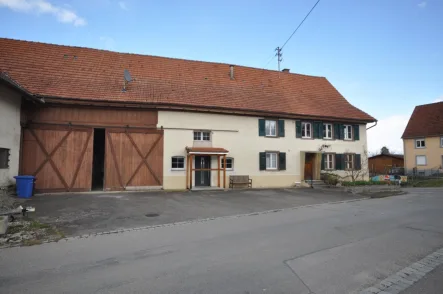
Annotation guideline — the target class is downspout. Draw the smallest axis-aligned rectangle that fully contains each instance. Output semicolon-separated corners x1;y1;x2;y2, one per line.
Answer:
366;121;377;130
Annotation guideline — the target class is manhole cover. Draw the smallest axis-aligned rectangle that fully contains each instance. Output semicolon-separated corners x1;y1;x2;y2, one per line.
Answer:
145;213;159;217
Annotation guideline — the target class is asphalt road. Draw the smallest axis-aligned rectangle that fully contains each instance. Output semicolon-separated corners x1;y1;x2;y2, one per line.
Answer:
1;188;443;294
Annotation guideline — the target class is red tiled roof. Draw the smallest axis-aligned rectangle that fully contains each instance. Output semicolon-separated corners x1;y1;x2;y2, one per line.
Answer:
402;102;443;138
0;38;375;122
186;147;229;154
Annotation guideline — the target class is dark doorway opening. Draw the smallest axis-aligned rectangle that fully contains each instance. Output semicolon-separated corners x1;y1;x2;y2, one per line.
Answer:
92;129;105;190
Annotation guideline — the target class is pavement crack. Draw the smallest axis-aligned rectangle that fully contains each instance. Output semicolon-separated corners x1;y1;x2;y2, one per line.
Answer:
283;259;316;294
404;226;443;235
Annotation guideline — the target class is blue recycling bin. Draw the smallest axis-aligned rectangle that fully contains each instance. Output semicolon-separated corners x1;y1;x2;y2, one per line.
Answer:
14;175;35;198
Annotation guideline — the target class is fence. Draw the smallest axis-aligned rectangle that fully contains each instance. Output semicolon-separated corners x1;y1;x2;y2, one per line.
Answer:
405;166;443;181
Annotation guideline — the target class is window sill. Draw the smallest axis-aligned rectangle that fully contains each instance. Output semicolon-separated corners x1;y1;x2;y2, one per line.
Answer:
344;138;353;141
171;168;185;171
301;136;312;139
323;137;333;140
415;147;426;149
265;135;278;138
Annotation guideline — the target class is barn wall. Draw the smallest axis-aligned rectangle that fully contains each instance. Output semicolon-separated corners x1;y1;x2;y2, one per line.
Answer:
21;104;161;192
23;104;158;127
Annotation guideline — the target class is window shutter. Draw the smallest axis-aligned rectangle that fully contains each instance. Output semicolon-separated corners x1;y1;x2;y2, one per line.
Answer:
258;119;265;136
295;120;302;138
278;120;285;137
279;152;286;170
353;125;360;141
321;153;325;170
313;122;321;139
259;152;266;170
355;154;361;170
335;154;343;170
334;124;340;139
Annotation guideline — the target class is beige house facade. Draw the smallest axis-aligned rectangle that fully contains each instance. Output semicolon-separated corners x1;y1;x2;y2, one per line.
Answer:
160;111;369;190
402;102;443;176
404;137;443;174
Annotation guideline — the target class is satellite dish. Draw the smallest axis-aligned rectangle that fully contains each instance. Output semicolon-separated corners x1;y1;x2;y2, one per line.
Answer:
124;69;132;82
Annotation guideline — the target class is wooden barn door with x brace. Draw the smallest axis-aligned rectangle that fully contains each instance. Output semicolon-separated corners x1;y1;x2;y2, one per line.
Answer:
104;128;164;191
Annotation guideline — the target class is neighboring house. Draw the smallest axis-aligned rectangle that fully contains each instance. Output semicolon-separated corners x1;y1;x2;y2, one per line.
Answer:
0;73;43;187
368;154;404;175
402;101;443;176
0;38;375;192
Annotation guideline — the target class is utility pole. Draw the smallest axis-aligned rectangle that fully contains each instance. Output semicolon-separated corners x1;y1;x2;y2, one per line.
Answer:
275;47;282;71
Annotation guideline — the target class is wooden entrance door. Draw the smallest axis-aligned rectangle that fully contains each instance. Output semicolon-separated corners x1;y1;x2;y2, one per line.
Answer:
195;156;211;186
104;129;163;190
21;125;93;193
304;153;315;181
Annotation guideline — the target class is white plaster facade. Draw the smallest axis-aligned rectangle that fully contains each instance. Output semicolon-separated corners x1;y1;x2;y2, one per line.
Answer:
158;111;368;190
0;84;21;187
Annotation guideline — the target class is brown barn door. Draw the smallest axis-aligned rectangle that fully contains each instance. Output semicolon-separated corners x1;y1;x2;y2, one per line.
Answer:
104;129;163;191
21;125;93;193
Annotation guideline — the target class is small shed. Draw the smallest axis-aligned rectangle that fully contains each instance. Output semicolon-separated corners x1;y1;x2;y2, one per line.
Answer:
368;154;404;175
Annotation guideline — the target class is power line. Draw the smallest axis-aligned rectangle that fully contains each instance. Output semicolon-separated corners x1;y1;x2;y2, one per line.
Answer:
281;0;321;50
263;53;276;68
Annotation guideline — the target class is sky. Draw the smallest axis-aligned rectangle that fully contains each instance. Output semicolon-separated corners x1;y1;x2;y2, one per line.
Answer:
0;0;442;154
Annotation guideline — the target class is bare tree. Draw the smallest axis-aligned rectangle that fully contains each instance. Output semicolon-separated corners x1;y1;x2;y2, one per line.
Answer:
344;149;370;182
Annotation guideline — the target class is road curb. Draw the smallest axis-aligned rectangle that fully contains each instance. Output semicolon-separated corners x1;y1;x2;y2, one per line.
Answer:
359;247;443;294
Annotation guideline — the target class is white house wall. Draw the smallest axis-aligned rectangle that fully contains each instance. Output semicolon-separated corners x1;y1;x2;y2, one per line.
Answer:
0;84;21;187
158;111;368;189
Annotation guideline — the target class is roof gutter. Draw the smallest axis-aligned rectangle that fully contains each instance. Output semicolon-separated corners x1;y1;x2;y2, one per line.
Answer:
0;72;44;103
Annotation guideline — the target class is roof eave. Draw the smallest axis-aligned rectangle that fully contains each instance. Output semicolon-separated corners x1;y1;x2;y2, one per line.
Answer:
0;73;44;103
42;95;376;124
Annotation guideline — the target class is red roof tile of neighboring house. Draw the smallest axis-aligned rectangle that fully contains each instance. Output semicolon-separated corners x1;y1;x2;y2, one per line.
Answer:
0;38;375;122
402;102;443;138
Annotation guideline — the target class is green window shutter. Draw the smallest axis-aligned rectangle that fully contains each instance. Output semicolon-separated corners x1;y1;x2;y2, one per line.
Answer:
353;125;360;141
258;119;265;136
355;154;361;170
278;120;285;137
279;152;286;170
334;124;340;139
259;152;266;170
335;154;343;170
296;120;302;138
313;122;321;139
321;153;325;170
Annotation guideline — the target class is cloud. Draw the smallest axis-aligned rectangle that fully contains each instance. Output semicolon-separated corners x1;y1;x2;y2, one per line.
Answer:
433;96;443;103
99;36;116;50
417;1;427;8
367;114;411;154
118;1;127;10
0;0;86;26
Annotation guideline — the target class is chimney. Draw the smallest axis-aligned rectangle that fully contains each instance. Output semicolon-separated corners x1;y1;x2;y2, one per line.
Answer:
282;68;290;73
229;65;235;80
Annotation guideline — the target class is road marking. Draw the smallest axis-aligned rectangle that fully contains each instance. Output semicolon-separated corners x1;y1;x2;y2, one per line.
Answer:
359;247;443;294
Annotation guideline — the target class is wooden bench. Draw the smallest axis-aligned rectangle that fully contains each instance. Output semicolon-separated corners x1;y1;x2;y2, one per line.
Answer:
229;175;252;189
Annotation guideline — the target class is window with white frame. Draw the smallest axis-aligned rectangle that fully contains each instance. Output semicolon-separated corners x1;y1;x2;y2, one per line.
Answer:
265;120;277;137
171;156;185;170
344;125;353;140
301;122;312;138
324;153;334;170
345;154;354;169
323;123;332;139
221;157;234;170
266;152;278;170
193;131;211;141
416;155;427;166
415;139;425;148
